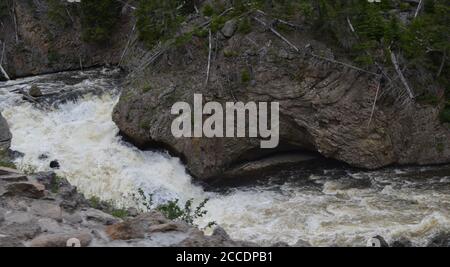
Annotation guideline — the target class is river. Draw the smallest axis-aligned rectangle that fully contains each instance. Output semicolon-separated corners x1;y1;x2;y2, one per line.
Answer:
1;69;449;246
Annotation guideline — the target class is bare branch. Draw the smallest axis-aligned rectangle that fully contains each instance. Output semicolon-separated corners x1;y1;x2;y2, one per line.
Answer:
12;3;19;43
254;15;380;77
0;41;10;80
205;29;212;87
368;79;381;127
389;49;415;99
119;23;137;66
437;51;446;77
414;0;423;19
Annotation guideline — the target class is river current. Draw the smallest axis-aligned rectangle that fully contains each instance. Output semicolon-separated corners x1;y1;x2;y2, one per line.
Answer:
1;69;449;246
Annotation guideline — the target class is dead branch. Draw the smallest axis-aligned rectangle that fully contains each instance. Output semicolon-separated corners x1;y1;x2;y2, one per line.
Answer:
65;7;74;24
0;41;10;80
17;89;40;105
253;16;300;52
254;15;380;77
12;3;19;43
79;55;83;71
414;0;423;19
437;51;446;77
368;79;381;127
119;23;137;66
201;7;234;28
389;50;415;99
205;29;212;87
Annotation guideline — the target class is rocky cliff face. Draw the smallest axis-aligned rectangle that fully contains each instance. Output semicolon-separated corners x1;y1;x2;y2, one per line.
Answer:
0;0;130;79
113;12;450;180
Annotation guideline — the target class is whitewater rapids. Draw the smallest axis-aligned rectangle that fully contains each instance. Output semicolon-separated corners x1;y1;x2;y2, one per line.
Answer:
0;69;449;246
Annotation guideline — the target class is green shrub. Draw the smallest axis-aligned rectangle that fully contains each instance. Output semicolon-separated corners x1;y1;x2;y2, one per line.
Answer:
80;0;122;44
440;106;450;123
111;209;129;219
241;68;251;84
210;15;227;33
47;0;70;27
136;0;185;48
237;18;252;34
133;188;215;227
0;0;10;19
88;196;102;209
202;4;214;17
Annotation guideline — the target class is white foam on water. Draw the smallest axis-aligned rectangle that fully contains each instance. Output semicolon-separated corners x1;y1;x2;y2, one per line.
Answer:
1;73;450;247
2;93;204;207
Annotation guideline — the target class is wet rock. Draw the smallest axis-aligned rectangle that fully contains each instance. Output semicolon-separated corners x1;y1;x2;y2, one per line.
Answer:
106;211;178;240
0;236;25;247
29;85;43;97
427;233;450;247
126;207;139;217
3;182;46;199
0;113;12;150
221;20;237;38
50;160;60;169
38;154;49;160
177;229;256;247
29;231;92;247
368;236;389;247
392;238;413;247
212;226;231;241
293;239;312;247
0;173;28;183
148;222;184;233
0;208;5;223
272;241;290;247
82;208;119;226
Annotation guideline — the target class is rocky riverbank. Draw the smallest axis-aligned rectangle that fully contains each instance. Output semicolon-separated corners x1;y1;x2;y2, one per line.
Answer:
0;165;259;247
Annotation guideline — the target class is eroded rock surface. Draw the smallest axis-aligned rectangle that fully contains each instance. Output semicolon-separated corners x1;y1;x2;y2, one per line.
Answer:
0;169;255;247
113;17;450;180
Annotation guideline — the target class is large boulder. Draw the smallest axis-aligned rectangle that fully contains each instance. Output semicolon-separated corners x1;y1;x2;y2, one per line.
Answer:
0;113;12;150
113;26;450;180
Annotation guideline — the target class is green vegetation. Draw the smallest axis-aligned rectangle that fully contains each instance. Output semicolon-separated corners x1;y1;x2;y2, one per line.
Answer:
142;84;152;93
136;0;187;48
237;18;252;34
133;188;215;228
111;208;129;219
436;142;445;153
88;196;102;209
241;68;251;84
80;0;122;44
0;0;10;19
47;49;61;66
47;0;70;27
202;4;214;17
0;149;15;169
174;32;193;47
440;106;450;123
131;0;448;123
50;175;64;193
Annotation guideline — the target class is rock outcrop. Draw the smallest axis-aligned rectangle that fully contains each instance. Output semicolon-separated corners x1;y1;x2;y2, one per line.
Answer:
0;0;131;79
113;14;450;180
0;169;254;247
0;113;12;150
